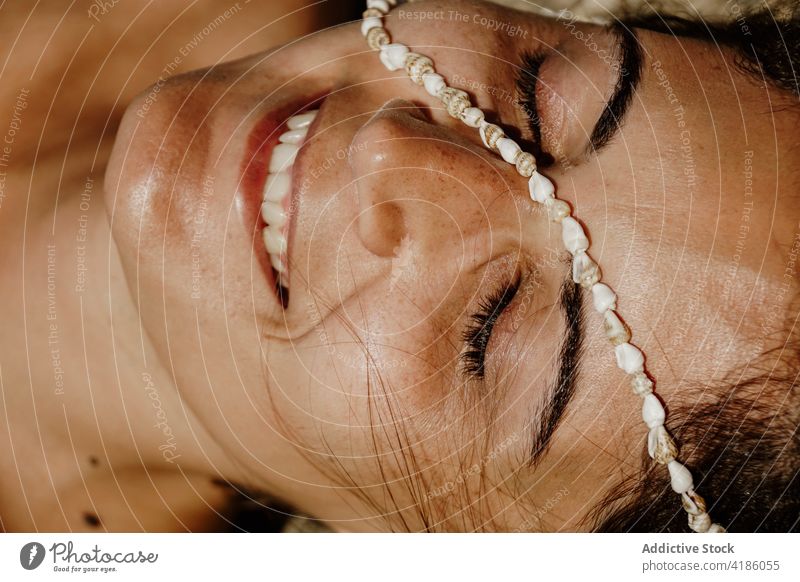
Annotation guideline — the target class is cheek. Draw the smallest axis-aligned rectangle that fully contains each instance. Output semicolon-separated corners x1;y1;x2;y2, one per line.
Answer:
282;277;460;419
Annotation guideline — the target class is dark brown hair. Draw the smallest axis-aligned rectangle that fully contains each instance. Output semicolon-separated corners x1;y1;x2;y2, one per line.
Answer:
593;1;800;532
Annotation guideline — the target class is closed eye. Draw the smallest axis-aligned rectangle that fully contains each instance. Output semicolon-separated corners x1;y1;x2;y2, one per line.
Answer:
515;49;553;166
516;50;547;146
515;25;644;163
460;274;521;380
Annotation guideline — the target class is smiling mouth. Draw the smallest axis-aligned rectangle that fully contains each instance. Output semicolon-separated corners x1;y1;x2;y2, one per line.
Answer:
261;109;318;307
241;105;320;309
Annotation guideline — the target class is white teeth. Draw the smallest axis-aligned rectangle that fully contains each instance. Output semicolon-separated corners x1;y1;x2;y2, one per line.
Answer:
287;110;317;130
260;110;319;287
279;128;308;144
261;201;287;228
270;252;286;274
262;227;287;255
269;143;299;173
263;172;291;202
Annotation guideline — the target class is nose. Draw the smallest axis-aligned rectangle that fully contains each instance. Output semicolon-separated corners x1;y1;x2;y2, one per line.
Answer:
349;99;426;257
349;98;518;259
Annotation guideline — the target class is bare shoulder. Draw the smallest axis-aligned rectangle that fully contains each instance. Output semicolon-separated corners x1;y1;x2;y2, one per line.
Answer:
2;466;234;532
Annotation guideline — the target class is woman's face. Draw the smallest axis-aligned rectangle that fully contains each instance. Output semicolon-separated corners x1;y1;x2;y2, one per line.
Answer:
105;0;798;530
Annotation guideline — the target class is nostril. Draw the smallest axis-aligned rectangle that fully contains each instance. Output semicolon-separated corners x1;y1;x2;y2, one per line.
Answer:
357;199;406;258
348;99;428;260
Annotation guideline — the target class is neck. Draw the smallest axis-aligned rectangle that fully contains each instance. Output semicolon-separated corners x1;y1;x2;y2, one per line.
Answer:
5;185;237;485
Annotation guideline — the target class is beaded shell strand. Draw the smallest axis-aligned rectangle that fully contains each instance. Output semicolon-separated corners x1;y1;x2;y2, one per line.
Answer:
361;0;724;533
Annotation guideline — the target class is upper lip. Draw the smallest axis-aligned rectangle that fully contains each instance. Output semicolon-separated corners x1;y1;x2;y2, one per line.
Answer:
238;93;326;307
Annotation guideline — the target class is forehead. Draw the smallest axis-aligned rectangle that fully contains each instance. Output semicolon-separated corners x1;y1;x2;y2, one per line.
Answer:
635;26;761;100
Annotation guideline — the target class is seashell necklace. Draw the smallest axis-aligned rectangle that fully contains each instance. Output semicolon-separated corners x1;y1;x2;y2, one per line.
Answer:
360;0;723;533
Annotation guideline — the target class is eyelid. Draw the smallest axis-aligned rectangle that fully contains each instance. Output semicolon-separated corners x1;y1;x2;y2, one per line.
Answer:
515;50;553;164
516;50;547;143
460;269;522;380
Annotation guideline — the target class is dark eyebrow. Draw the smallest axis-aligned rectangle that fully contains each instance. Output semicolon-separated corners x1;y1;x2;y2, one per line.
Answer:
587;24;644;155
529;276;585;467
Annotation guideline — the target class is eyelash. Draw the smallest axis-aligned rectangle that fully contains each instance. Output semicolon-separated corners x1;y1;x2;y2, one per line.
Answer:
515;50;551;164
460;274;521;379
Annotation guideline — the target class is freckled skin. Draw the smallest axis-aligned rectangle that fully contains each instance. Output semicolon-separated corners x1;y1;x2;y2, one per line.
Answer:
1;0;799;531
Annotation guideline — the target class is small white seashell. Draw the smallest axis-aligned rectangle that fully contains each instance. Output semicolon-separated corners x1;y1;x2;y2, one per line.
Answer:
642;393;665;428
379;50;393;70
496;137;521;164
528;171;554;203
631;372;654;396
479;122;504;150
367;0;390;12
571;251;600;288
461;107;484;128
647;425;678;464
366;26;390;50
440;87;470;118
616;341;645;374
688;512;712;533
603;309;631;346
707;523;726;533
404;53;434;85
515;152;536;177
387;43;410;70
681;490;707;516
667;460;694;494
380;43;408;70
361;17;383;37
422;72;446;97
591;282;617;313
362;7;384;18
544;198;571;222
561;216;589;255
